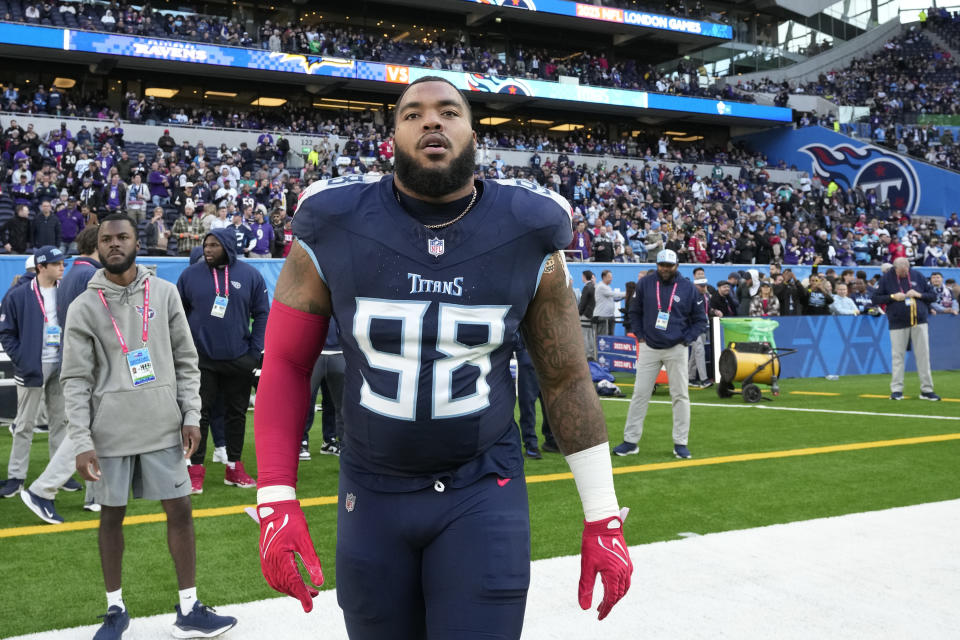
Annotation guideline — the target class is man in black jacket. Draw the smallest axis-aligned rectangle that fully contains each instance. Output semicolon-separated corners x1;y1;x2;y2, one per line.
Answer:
774;269;805;316
2;204;32;254
578;270;596;360
31;201;61;249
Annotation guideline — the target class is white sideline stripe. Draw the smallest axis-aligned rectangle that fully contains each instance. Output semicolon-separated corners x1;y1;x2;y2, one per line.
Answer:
601;397;960;421
10;500;960;640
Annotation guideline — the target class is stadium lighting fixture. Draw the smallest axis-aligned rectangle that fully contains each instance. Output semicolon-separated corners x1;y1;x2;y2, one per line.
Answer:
527;119;554;125
665;131;687;136
145;88;179;98
673;135;704;142
53;77;76;89
205;91;238;98
549;124;584;131
479;117;512;126
251;97;287;107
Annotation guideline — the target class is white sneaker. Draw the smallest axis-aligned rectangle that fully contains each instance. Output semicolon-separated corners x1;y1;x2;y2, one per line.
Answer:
83;502;101;512
212;446;228;464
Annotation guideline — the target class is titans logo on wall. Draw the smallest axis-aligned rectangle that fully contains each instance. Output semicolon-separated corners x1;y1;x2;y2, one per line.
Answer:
801;143;921;213
465;73;534;96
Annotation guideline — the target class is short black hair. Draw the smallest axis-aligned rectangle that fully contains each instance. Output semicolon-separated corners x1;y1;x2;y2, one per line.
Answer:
394;75;472;124
99;213;137;232
583;270;594;280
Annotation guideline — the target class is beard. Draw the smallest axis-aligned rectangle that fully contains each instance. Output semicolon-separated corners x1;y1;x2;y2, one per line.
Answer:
103;250;137;275
394;141;476;199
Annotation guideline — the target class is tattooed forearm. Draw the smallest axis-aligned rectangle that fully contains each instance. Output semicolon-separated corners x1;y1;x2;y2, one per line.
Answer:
521;253;608;454
274;241;333;316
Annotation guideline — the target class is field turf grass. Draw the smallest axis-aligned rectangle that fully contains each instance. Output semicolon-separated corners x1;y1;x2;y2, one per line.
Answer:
0;371;957;637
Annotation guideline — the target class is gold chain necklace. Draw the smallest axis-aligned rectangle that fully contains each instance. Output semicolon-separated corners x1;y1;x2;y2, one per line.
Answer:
395;186;478;230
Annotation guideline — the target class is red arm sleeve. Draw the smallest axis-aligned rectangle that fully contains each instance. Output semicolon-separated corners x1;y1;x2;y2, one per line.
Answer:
254;300;329;490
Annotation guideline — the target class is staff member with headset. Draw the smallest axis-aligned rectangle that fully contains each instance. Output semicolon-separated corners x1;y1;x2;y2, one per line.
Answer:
615;249;706;459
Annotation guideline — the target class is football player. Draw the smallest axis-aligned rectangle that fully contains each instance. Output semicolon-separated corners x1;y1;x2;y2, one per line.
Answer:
253;76;632;639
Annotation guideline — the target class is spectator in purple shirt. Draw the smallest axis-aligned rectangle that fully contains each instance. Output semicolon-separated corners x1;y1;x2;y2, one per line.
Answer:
12;174;35;206
147;162;170;205
248;208;274;258
57;196;85;254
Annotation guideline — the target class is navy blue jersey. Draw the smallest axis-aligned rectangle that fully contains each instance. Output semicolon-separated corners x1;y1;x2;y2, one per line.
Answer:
293;174;571;488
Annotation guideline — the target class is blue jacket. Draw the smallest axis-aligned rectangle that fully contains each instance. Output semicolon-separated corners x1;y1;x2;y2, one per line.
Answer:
57;257;102;327
872;268;936;330
0;276;58;386
628;272;707;349
176;228;269;361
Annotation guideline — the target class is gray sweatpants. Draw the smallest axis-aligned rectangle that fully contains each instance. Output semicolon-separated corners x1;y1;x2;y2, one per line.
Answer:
889;324;934;394
581;321;597;360
29;434;94;501
623;342;690;446
688;333;707;382
8;363;67;480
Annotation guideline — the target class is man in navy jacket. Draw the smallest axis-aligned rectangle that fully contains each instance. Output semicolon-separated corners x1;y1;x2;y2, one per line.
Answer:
177;228;269;493
0;246;72;501
872;257;940;401
615;249;706;459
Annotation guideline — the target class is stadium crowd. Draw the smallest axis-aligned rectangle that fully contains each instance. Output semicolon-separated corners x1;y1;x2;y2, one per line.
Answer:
737;29;959;118
2;0;754;102
737;24;960;173
3;106;959;278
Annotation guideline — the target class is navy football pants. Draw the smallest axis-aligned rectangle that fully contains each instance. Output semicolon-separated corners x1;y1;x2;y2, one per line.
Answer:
336;466;531;640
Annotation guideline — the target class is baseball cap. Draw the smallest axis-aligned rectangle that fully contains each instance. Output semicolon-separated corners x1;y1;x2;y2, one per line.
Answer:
656;249;678;265
694;277;708;285
24;254;35;271
184;182;194;188
34;246;65;265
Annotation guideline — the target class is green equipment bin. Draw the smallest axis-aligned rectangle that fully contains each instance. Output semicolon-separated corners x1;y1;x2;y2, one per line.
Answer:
719;318;779;349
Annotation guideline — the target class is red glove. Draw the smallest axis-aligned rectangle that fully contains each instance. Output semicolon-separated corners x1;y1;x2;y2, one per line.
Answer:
578;510;633;620
256;500;325;612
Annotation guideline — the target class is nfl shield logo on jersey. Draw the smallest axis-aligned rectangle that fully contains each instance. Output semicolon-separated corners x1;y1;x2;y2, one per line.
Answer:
427;237;445;257
345;492;356;512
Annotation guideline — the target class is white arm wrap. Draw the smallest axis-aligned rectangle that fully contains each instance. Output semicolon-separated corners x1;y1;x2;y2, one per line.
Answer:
257;485;297;504
565;443;621;522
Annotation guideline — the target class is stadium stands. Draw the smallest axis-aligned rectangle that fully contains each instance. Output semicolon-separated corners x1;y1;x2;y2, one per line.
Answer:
0;1;753;102
1;2;958;275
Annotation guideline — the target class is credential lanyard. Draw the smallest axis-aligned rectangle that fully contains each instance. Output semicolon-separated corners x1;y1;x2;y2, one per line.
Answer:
97;278;150;355
32;280;53;323
656;281;679;313
212;265;229;298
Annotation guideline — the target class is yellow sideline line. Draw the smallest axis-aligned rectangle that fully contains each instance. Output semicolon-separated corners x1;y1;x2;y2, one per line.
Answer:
2;433;958;540
524;432;960;482
789;391;841;396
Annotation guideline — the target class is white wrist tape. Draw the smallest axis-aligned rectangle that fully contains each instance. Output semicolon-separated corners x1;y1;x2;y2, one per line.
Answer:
257;485;296;505
565;443;621;522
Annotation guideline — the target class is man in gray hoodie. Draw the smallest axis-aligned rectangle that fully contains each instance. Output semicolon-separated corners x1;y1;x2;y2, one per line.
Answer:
61;214;237;639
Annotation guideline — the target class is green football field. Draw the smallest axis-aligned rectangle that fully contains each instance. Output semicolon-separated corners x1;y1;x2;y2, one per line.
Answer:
1;371;958;638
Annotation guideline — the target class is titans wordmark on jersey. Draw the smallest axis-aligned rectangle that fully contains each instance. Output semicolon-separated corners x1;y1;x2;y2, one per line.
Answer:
293;175;572;480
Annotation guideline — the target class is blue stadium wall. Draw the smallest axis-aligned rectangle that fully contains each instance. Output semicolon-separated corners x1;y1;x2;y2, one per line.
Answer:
2;257;957;378
734;126;960;219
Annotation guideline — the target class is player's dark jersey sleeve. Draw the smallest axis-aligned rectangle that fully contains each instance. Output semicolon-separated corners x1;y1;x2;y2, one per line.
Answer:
501;179;573;257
